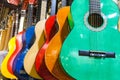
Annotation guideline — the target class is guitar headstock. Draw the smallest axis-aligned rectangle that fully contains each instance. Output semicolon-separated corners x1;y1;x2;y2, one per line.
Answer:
7;0;20;6
21;0;29;10
29;0;36;4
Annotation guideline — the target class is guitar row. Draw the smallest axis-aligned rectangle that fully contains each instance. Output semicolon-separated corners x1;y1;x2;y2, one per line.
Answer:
0;0;120;80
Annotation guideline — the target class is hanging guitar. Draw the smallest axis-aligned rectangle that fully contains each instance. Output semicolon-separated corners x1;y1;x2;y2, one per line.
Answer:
44;0;74;79
1;36;17;79
23;0;46;79
45;6;74;80
7;0;28;75
34;0;59;79
1;12;17;79
60;0;120;80
0;7;9;50
12;0;36;79
35;15;58;80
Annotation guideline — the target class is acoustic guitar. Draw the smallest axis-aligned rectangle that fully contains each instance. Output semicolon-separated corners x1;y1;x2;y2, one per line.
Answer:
45;6;74;80
7;31;25;74
1;12;18;79
60;0;120;80
3;10;15;50
0;8;12;50
23;0;47;79
7;0;28;75
35;15;58;80
34;0;59;79
12;0;38;79
1;37;17;79
0;7;9;50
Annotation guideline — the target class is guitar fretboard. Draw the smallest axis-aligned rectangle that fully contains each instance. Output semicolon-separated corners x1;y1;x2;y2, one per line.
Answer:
26;4;33;28
89;0;101;14
40;0;47;20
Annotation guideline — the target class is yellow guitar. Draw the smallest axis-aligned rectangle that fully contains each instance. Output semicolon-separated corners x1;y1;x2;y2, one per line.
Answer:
1;37;17;79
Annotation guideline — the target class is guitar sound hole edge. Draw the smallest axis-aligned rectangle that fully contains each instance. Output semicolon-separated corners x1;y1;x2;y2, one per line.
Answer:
84;12;107;32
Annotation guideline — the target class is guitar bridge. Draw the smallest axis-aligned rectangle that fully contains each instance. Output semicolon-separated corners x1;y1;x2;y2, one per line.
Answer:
79;50;115;58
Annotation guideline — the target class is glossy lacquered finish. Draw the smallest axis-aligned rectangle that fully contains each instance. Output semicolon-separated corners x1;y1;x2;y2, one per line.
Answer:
7;31;25;74
1;37;17;79
35;15;58;80
60;0;120;80
24;20;46;79
45;7;74;80
13;26;35;80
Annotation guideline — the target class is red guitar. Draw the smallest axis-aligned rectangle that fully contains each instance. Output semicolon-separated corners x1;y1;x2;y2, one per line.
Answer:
7;31;25;74
35;15;58;80
7;0;28;75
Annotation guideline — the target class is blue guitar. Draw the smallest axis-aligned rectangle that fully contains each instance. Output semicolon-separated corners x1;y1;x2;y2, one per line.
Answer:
13;26;35;79
12;0;36;79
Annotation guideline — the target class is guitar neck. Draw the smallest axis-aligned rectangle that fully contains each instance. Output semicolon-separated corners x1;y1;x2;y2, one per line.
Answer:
36;0;42;22
12;9;19;36
62;0;66;7
89;0;101;14
40;0;47;20
26;4;34;28
51;0;58;15
18;0;28;32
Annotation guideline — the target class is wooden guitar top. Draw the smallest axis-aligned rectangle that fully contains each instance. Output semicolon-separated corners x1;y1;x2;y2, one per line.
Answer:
23;20;46;79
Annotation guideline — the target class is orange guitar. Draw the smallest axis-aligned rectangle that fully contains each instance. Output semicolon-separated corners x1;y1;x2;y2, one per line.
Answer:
45;6;74;80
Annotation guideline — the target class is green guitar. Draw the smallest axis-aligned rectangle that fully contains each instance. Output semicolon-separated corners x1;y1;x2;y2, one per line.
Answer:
60;0;120;80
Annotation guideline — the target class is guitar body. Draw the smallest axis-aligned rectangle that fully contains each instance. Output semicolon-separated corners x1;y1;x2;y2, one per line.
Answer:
24;20;46;79
1;37;17;79
7;31;25;74
35;16;58;80
45;7;74;80
13;26;35;79
60;0;120;80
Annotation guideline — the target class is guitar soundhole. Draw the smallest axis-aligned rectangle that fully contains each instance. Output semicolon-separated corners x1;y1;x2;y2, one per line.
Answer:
88;13;104;28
